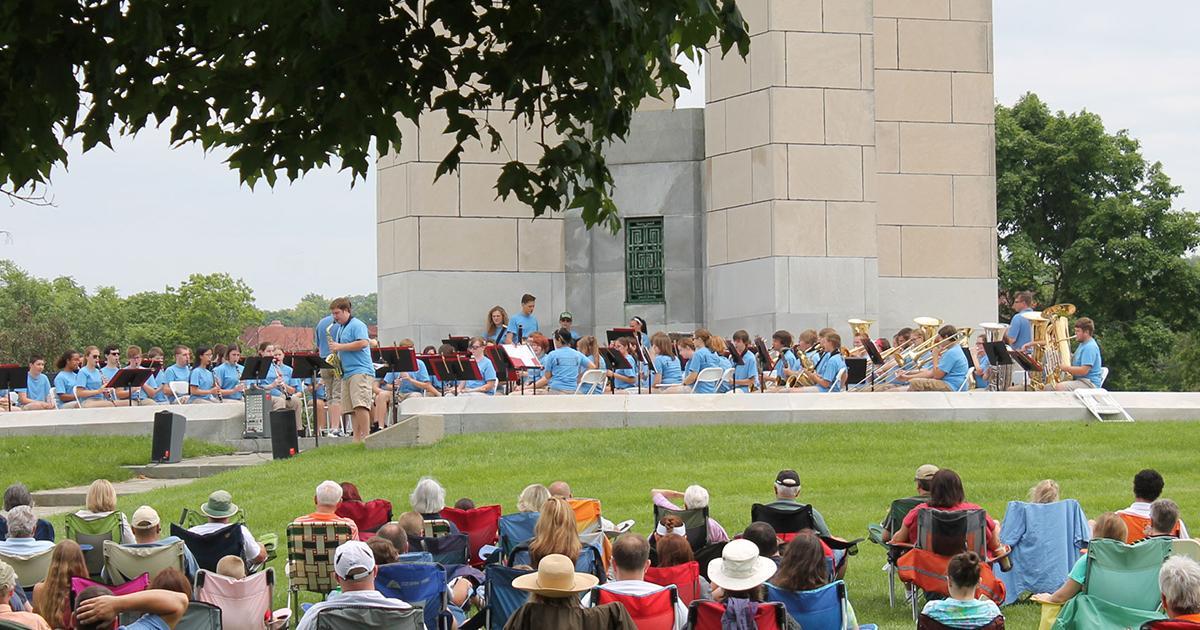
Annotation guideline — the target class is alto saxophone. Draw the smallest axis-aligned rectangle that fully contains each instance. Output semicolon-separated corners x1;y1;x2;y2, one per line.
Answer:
325;324;344;378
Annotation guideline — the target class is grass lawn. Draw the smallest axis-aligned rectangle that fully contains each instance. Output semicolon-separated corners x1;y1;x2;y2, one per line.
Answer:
0;436;232;491
30;420;1200;629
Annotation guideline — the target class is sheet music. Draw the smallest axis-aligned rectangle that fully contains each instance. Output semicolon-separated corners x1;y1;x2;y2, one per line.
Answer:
501;344;543;369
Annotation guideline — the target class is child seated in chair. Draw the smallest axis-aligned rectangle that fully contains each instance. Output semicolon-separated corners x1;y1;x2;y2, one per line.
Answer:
921;552;1002;628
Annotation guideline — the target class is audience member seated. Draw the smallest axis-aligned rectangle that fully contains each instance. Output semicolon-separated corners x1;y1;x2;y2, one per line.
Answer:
124;506;199;580
366;537;399;566
148;566;192;599
707;539;793;628
1118;469;1188;542
742;522;781;565
920;552;1002;628
549;481;572;500
529;498;582;569
651;485;730;543
653;533;712;599
0;483;55;542
1159;556;1200;624
1032;512;1128;605
454;498;476;511
506;553;635;630
652;516;686;547
1028;479;1060;504
0;507;53;555
874;464;937;544
74;479;135;544
33;540;87;630
189;491;267;567
398;512;425;540
767;470;832;537
518;484;551;513
890;469;1007;559
293;480;360;540
73;586;189;630
374;522;412;556
409;477;459;534
584;533;687;630
295;541;413;630
1148;499;1183;540
215;555;246;580
771;531;863;629
0;559;51;630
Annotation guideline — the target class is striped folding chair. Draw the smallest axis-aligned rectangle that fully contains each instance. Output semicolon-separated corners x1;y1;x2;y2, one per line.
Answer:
286;521;354;622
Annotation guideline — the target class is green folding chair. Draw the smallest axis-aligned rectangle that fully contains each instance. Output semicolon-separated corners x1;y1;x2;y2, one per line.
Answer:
867;496;923;607
102;540;186;585
1052;537;1171;629
64;512;124;577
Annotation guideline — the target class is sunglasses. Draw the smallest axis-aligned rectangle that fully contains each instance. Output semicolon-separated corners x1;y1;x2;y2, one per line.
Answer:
90;355;100;359
469;345;484;350
108;351;120;355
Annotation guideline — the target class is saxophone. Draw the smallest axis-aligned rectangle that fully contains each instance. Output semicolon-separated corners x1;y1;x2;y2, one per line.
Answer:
325;324;344;378
785;345;818;387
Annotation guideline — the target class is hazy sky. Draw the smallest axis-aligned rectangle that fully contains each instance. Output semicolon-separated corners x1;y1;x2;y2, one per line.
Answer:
1;0;1195;310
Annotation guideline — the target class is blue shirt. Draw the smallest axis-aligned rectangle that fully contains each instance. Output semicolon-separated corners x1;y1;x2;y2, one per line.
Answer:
815;352;845;392
486;325;510;345
1073;338;1104;387
384;360;432;394
121;614;171;630
462;356;498;395
0;537;55;556
146;372;168;403
687;347;718;393
213;362;244;400
259;363;293;398
21;373;52;404
53;370;77;402
316;314;336;356
733;350;758;392
973;354;990;389
76;365;105;400
542;347;586;392
1007;308;1034;351
335;317;373;377
773;349;796;380
100;365;119;384
935;346;969;391
613;353;637;390
653;355;682;386
508;313;539;341
188;366;216;401
160;364;192;395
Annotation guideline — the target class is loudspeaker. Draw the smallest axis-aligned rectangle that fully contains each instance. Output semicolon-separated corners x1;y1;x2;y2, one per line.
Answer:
151;411;186;463
269;409;299;460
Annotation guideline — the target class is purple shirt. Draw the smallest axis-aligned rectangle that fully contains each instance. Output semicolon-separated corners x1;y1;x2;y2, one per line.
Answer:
652;493;729;543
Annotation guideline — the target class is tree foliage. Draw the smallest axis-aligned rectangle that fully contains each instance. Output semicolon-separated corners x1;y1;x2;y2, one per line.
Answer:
263;292;377;327
0;0;748;232
995;93;1200;390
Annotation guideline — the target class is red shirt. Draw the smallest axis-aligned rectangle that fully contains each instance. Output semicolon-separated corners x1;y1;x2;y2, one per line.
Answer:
900;502;997;543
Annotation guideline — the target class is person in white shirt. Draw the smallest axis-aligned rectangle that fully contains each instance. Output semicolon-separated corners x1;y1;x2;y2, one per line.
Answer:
188;491;267;567
295;540;412;630
584;533;687;630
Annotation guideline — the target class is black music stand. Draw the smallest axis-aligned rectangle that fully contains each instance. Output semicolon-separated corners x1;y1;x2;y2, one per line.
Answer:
0;365;29;407
845;357;868;388
287;354;334;446
426;354;482;396
754;337;773;393
860;340;883;391
240;357;273;385
606;328;650;394
986;342;1019;390
441;337;470;352
597;348;633;394
484;345;513;394
106;368;153;406
375;346;418;423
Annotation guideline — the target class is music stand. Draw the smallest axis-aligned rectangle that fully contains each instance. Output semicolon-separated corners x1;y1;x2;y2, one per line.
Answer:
105;368;152;406
500;343;543;395
597;348;633;394
605;328;636;344
753;337;773;393
286;353;334;447
0;364;29;408
441;337;470;352
484;345;512;393
859;340;883;391
845;357;868;387
375;346;419;422
986;341;1019;390
425;353;482;395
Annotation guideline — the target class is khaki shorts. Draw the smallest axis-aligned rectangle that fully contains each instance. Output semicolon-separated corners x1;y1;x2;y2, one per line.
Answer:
343;373;374;410
320;368;343;405
907;378;952;392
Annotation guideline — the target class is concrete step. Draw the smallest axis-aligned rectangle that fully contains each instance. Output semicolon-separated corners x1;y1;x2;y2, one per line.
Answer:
223;435;356;453
122;453;270;479
33;477;198;507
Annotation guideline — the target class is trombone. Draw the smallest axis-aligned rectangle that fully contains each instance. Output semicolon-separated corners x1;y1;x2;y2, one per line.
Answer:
852;317;941;389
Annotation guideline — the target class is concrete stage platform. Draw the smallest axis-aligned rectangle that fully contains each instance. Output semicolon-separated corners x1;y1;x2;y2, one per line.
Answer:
2;393;1198;450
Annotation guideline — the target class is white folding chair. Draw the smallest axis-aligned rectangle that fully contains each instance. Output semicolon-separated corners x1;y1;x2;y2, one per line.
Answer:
719;367;735;392
957;375;972;392
1099;367;1110;386
168;381;191;404
1172;539;1200;563
1074;388;1132;422
692;366;725;392
575;369;607;395
827;367;848;393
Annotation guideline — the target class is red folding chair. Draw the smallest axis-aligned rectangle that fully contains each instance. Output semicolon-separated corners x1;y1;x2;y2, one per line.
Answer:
688;600;785;630
645;561;701;605
440;504;502;567
336;499;393;540
594;585;677;630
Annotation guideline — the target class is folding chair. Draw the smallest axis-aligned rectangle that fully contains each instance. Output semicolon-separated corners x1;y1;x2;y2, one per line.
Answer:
645;561;701;605
719;367;735;393
171;523;246;573
102;539;186;585
285;521;355;623
483;565;531;630
412;533;470;567
1075;387;1133;422
691;367;725;393
1172;538;1200;563
569;498;612;571
71;573;150;600
575;369;607;394
693;542;727;582
652;503;710;552
336;499;393;539
175;601;223;630
894;509;1007;620
766;580;878;630
168;380;191;404
866;496;925;608
423;518;453;538
996;499;1090;605
195;568;277;630
918;614;1004;629
505;543;605;584
687;600;786;630
0;547;53;595
179;508;246;530
312;605;423;629
497;512;539;562
1047;537;1172;630
64;512;123;577
376;561;450;630
440;505;502;568
592;584;678;630
828;367;848;392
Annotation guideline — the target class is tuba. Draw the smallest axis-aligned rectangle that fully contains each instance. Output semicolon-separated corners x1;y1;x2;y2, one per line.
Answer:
325;324;344;379
1041;303;1076;389
980;322;1010;391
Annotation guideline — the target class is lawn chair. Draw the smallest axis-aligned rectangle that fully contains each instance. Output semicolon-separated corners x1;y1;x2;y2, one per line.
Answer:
64;512;124;577
691;367;725;393
506;543;606;584
687;600;786;630
175;601;222;630
483;565;531;630
591;584;677;630
412;533;470;567
171;523;246;573
0;547;54;595
336;499;393;540
285;521;355;623
102;539;186;585
866;495;925;607
179;508;247;530
894;508;1007;620
766;580;878;630
311;606;423;629
1143;620;1200;630
195;568;279;630
376;561;450;630
1047;537;1171;630
1119;511;1182;544
71;573;150;600
751;503;818;535
645;561;702;605
497;512;539;562
652;503;709;552
693;542;727;582
1172;538;1200;563
424;518;454;538
569;498;612;571
995;499;1090;605
440;505;502;568
918;614;1004;629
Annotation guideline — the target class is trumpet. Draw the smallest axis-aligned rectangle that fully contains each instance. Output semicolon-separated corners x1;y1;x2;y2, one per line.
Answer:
325;324;344;379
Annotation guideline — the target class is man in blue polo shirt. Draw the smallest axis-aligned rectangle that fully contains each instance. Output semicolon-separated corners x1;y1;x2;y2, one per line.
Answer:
508;294;539;342
896;325;968;392
16;355;55;410
1055;317;1105;390
1005;291;1035;351
328;297;374;442
799;333;847;392
159;346;193;403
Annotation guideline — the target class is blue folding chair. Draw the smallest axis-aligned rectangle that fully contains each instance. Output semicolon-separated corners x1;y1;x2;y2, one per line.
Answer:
497;513;538;562
505;544;605;584
413;533;470;567
765;580;877;630
376;562;450;630
484;565;531;630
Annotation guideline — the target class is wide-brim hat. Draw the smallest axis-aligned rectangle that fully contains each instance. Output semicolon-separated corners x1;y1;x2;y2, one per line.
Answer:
200;490;240;519
708;539;777;592
511;554;598;597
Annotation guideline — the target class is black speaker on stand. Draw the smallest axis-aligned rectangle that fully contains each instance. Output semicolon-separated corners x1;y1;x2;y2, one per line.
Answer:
151;411;186;463
269;409;299;460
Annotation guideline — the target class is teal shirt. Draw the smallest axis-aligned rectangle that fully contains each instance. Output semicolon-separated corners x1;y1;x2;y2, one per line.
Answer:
542;347;586;392
653;355;683;386
508;313;539;340
1073;338;1104;387
687;347;718;393
213;363;244;400
816;352;845;392
935;346;969;391
188;367;215;401
335;317;373;377
733;350;758;392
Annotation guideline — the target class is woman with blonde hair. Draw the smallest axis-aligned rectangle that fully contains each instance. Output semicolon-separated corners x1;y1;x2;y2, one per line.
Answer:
33;540;88;629
528;498;581;569
517;484;550;513
1033;512;1128;605
1029;479;1061;504
72;479;134;543
485;306;511;345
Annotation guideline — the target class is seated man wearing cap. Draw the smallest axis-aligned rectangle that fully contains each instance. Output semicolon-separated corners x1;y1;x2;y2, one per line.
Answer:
558;312;581;345
296;540;412;630
0;559;51;630
119;506;200;580
73;586;188;630
189;490;267;567
293;480;360;540
582;534;687;630
874;464;938;544
767;470;832;537
506;553;636;630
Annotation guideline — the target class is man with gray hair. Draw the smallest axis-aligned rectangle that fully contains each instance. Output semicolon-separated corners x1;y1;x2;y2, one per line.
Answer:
765;469;831;537
0;483;54;542
0;559;52;629
294;480;359;539
1149;499;1183;540
0;506;53;555
1160;555;1200;622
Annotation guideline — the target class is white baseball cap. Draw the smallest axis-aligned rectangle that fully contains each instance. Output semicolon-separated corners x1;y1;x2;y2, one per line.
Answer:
131;505;161;529
334;541;375;582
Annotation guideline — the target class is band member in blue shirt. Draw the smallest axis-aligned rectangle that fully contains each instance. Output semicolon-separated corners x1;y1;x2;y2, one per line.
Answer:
799;333;848;393
76;346;116;407
650;333;683;389
328;297;375;442
896;325;968;392
629;316;651;349
16;355;55;410
558;312;581;346
315;312;343;435
187;347;220;403
160;346;194;403
507;294;539;342
53;349;82;408
122;346;160;406
1055;317;1105;390
606;337;639;392
457;337;498;396
534;329;590;393
485;306;512;345
213;346;245;401
767;330;797;389
98;345;133;405
681;329;719;393
731;330;760;393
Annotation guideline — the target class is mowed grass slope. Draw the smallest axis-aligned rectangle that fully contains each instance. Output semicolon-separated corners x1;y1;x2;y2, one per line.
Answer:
0;436;231;491
36;421;1200;628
